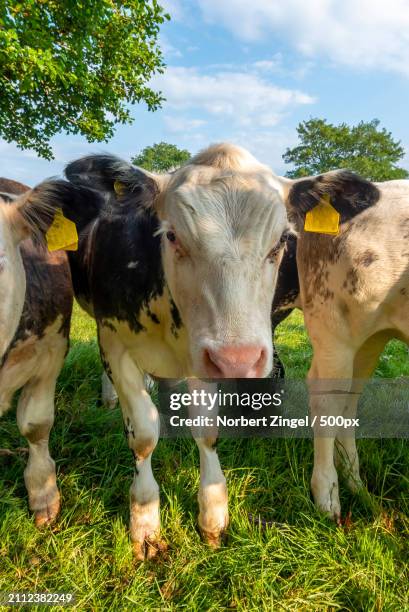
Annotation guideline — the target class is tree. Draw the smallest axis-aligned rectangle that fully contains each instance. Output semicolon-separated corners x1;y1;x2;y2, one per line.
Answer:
0;1;169;159
283;118;409;181
132;142;191;172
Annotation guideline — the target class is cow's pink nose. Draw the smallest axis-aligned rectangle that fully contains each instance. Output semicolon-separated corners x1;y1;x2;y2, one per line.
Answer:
203;345;266;378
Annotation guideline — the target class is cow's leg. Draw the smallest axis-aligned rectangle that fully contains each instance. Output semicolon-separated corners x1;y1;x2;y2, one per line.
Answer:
101;370;118;408
99;330;162;560
333;388;362;493
308;347;354;521
195;436;228;547
335;332;389;492
101;371;154;408
187;380;228;547
16;376;60;526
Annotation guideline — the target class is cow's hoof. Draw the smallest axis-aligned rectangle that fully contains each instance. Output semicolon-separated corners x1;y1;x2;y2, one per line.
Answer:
132;537;167;561
198;480;229;549
34;494;61;527
200;527;227;549
311;471;341;524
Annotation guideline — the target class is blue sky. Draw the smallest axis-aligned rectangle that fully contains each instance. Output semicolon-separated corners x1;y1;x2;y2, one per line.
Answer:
3;0;409;185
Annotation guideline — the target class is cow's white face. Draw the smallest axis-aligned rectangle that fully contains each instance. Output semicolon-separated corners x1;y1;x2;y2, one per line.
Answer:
159;161;289;378
0;201;27;359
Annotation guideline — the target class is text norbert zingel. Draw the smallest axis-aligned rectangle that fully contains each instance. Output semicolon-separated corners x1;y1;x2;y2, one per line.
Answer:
169;413;311;429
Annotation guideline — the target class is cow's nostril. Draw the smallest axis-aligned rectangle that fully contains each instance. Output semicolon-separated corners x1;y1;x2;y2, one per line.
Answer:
203;349;225;377
203;345;267;378
256;348;267;369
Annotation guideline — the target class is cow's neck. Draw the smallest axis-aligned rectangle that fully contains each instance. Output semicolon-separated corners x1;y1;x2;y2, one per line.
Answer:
77;206;191;377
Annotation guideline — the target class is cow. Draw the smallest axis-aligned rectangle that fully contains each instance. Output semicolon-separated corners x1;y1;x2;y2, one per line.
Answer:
45;144;293;558
286;175;409;521
44;144;408;556
0;178;73;527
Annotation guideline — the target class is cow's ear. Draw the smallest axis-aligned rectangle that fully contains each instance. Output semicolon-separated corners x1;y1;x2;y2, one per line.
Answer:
281;170;380;230
65;154;169;210
5;184;61;244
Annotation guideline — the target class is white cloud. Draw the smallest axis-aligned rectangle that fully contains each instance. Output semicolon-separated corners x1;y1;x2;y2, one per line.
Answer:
197;0;409;76
252;55;283;73
152;65;315;129
160;33;183;59
164;116;207;132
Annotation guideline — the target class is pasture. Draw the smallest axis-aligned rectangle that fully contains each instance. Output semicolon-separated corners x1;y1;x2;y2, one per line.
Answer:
1;304;408;611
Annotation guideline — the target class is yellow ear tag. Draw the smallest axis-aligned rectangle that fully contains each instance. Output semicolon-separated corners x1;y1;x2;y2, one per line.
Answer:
114;180;125;195
304;194;340;235
46;208;78;252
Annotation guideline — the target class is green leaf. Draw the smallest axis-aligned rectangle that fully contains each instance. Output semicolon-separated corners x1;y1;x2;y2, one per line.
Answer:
0;0;171;159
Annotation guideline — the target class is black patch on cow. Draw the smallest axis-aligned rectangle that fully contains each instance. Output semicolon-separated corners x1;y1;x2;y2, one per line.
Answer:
342;268;359;294
65;154;159;206
146;309;160;325
45;162;167;334
269;233;300;380
8;241;73;350
354;250;379;267
99;342;113;382
170;298;182;338
272;233;299;313
288;170;380;228
78;207;163;332
100;319;117;333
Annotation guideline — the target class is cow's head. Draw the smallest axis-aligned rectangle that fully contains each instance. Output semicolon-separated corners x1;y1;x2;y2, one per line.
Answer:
66;145;291;378
156;146;291;378
0;184;61;359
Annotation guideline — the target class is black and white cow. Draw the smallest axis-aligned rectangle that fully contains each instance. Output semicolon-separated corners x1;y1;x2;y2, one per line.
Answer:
0;178;73;526
44;143;408;556
46;144;293;558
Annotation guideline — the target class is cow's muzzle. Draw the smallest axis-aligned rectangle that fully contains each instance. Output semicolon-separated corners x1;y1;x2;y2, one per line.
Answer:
203;344;267;378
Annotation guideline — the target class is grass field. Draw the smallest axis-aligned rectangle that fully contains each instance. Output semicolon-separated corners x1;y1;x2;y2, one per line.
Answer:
1;304;408;611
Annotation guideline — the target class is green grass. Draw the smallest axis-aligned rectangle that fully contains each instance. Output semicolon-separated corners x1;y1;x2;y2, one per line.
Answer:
0;305;408;611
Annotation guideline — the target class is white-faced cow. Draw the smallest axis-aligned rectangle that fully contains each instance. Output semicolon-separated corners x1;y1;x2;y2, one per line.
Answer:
48;144;292;558
0;178;73;526
45;143;408;556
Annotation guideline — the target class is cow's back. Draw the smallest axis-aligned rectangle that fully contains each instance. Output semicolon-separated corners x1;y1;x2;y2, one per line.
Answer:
297;179;409;343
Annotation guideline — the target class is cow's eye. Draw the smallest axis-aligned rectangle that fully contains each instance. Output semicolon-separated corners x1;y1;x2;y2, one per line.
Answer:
165;229;187;257
266;230;290;262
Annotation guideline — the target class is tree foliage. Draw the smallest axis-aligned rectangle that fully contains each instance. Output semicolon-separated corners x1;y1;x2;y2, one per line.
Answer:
283;118;408;180
132;141;191;172
0;0;168;159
